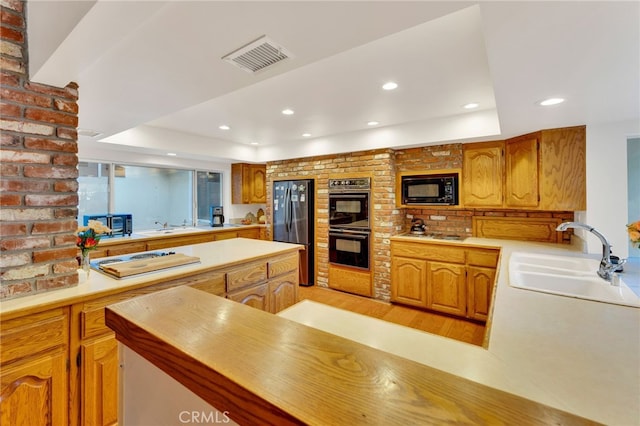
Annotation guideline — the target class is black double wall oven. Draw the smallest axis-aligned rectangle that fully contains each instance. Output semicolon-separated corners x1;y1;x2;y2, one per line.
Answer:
328;178;371;270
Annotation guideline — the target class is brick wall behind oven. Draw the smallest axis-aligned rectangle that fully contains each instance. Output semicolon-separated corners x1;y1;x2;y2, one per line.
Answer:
1;0;80;299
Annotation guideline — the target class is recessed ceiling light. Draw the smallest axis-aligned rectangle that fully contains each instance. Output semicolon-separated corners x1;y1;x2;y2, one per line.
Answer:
538;97;565;106
250;142;259;145
302;133;311;137
463;102;479;109
281;108;294;115
167;152;177;156
219;125;230;130
367;121;379;126
382;81;398;91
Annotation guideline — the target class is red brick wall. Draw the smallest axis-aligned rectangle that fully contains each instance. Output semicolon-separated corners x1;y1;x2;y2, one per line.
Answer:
267;149;403;300
1;0;80;299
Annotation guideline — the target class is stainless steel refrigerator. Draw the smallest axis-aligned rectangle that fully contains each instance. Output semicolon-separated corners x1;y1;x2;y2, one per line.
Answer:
273;179;314;286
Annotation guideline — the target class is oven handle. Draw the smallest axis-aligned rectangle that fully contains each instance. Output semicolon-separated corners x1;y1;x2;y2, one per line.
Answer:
329;231;369;239
329;193;368;199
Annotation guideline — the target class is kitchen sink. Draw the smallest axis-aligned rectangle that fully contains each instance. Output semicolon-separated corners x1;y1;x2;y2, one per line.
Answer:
136;227;204;236
509;252;639;308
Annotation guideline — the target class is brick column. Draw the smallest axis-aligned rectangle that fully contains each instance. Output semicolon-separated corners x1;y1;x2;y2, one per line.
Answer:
1;0;80;299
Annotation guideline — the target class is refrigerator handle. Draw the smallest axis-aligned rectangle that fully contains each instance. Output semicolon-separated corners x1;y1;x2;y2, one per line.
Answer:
285;187;291;232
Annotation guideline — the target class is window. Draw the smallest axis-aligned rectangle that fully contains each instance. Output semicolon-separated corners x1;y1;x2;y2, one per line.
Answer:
77;162;222;230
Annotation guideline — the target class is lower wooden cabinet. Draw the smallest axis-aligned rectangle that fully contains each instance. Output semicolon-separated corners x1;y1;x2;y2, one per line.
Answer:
427;261;467;317
467;266;497;321
0;308;69;426
81;335;119;426
391;256;427;307
391;240;499;322
227;253;299;314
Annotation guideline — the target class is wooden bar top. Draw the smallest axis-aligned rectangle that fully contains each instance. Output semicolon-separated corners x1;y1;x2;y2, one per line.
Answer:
105;286;597;425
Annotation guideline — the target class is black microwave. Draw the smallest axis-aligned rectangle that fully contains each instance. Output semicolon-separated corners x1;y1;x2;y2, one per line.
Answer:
401;174;459;205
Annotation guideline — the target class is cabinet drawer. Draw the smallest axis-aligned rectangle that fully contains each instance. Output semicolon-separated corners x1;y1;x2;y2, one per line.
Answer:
80;280;183;340
268;253;298;278
467;249;500;268
107;242;147;256
1;308;68;365
188;272;226;296
227;262;268;292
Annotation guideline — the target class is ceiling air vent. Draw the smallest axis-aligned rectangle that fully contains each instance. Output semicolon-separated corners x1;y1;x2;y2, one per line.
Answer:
222;35;292;73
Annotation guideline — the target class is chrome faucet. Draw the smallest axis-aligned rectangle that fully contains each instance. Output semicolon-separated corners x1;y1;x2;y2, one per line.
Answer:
154;221;168;229
556;222;626;282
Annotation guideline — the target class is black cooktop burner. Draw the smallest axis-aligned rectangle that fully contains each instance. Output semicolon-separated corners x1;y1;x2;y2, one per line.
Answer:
96;258;125;266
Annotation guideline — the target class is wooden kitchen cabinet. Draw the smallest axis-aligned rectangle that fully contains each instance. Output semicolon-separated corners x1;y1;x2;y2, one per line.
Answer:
227;252;299;313
0;308;69;426
504;135;539;207
268;271;298;313
462;141;504;207
537;126;586;210
427;261;467;317
462;126;585;211
80;335;118;426
390;240;499;322
145;232;214;250
232;163;267;204
391;256;428;307
467;266;497;321
228;283;269;310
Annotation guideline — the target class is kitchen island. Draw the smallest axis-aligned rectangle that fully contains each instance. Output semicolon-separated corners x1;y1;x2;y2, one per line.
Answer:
0;238;302;426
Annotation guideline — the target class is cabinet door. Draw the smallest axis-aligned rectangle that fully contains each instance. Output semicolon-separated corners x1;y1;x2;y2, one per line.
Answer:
81;335;119;426
538;126;586;210
228;283;269;311
467;266;496;322
505;136;539;207
249;165;267;203
462;142;504;207
391;256;428;308
426;261;466;317
237;227;260;239
0;351;68;425
268;271;298;313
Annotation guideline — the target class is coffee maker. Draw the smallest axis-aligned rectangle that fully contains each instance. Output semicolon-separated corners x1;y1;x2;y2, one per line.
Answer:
210;206;224;227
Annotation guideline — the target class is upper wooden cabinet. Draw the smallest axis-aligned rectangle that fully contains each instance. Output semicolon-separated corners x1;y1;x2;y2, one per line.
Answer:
537;126;586;211
232;163;267;204
462;126;585;211
504;135;539;208
462;141;504;207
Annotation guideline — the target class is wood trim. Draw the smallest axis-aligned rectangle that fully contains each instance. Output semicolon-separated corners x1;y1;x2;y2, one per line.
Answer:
472;216;562;243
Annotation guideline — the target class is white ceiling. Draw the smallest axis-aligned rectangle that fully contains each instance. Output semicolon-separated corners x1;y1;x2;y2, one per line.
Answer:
28;1;639;163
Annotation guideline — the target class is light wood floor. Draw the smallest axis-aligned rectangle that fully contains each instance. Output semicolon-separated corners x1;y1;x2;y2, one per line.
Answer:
298;286;486;347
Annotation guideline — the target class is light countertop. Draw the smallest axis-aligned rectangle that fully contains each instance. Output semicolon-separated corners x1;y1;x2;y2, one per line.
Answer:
97;224;265;246
281;237;640;425
0;238;301;318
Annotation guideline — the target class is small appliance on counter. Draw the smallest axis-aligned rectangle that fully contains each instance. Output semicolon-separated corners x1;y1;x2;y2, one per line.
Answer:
83;214;133;237
410;218;427;235
210;206;224;227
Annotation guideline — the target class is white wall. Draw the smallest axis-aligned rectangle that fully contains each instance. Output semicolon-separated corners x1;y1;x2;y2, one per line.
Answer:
583;119;640;258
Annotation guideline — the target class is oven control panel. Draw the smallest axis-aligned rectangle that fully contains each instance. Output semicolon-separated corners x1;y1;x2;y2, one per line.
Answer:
329;178;371;191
